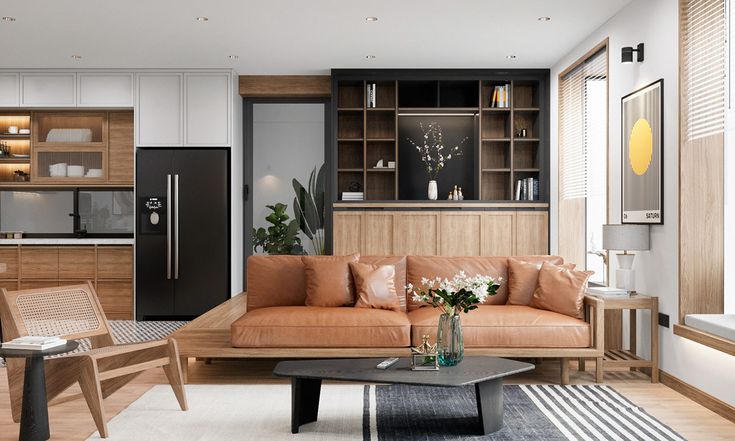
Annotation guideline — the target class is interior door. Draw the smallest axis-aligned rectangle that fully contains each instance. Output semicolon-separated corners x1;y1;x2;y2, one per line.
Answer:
173;149;230;316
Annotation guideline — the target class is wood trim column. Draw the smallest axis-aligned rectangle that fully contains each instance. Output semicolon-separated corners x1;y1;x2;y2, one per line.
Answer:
239;76;331;98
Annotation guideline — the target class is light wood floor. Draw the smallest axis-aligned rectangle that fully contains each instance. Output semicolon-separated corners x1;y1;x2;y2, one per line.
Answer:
0;359;733;441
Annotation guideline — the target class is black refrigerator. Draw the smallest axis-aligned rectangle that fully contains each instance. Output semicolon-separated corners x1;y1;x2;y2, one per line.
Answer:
136;148;230;320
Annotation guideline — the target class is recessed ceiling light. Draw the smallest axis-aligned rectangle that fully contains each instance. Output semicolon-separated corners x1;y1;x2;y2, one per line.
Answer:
365;55;376;59
365;16;378;22
195;16;209;22
1;16;16;22
538;16;551;21
506;55;517;59
71;55;82;60
227;55;239;60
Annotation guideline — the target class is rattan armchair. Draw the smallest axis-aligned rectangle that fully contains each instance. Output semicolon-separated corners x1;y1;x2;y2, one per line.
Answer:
0;282;187;438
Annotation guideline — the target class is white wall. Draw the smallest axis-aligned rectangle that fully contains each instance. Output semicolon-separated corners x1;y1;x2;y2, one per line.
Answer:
252;103;325;254
551;0;735;406
231;75;244;295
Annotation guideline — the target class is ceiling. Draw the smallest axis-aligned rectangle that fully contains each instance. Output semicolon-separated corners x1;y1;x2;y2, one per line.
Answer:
0;0;632;74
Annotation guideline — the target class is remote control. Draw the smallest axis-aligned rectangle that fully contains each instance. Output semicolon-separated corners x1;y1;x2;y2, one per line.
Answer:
376;358;399;369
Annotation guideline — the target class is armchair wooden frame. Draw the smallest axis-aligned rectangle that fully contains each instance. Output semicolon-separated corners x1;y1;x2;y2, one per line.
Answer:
0;282;187;438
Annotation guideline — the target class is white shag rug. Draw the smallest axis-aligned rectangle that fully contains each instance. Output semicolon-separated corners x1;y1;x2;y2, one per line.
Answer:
86;384;370;441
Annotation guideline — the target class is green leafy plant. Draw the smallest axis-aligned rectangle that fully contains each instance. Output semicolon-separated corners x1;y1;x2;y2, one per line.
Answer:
292;163;326;255
252;203;303;255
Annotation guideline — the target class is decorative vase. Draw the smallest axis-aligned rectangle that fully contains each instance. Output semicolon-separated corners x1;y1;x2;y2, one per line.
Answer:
437;312;464;366
428;180;438;200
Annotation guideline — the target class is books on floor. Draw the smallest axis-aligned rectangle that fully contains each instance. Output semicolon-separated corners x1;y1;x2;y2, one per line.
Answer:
514;177;539;201
586;286;630;297
2;335;67;351
341;192;364;201
490;84;510;108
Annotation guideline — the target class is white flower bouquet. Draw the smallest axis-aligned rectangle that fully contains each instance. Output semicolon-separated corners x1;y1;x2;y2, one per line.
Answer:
406;121;468;180
407;271;502;315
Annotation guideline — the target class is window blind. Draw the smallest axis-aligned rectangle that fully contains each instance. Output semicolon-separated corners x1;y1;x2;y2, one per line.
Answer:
559;49;607;200
682;0;727;141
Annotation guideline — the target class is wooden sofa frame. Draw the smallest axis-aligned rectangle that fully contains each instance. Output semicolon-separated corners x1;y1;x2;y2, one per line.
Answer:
173;293;605;385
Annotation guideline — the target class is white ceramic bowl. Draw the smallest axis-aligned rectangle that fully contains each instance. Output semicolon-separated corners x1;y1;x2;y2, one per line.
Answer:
67;165;85;177
85;168;103;178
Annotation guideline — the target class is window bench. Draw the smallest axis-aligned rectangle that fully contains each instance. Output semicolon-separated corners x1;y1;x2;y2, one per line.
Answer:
673;315;735;357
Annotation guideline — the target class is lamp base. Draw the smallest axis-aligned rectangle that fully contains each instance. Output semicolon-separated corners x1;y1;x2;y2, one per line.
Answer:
615;268;636;293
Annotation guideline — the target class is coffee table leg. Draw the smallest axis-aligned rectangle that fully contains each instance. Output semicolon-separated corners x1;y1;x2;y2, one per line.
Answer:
475;379;503;435
291;377;321;434
20;357;50;441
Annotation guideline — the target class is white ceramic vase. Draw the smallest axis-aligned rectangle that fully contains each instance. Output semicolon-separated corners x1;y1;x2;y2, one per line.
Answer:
428;180;438;200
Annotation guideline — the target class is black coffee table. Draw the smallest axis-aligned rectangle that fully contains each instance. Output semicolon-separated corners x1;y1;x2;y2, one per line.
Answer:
0;340;79;441
273;356;534;435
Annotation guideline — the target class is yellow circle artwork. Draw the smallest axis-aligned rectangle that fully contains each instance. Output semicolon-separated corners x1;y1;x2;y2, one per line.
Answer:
629;118;653;176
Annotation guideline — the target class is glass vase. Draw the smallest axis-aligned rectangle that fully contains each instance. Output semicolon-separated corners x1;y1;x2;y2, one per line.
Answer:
437;312;464;366
427;180;438;200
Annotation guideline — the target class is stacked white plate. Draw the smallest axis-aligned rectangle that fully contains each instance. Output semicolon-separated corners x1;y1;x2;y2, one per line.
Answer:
46;128;93;143
67;165;85;177
85;168;103;178
49;163;68;177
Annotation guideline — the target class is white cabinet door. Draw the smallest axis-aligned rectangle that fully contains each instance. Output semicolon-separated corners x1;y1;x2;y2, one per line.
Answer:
77;73;133;107
0;73;19;107
184;73;231;146
20;73;76;107
136;73;183;146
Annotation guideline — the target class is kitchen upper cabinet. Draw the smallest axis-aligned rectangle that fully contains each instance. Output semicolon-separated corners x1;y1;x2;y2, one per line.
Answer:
136;73;183;146
185;73;231;146
0;73;19;107
77;73;134;107
21;73;76;107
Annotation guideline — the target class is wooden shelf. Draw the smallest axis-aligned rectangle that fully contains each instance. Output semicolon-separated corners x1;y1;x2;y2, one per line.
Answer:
0;158;31;164
398;107;478;113
366;107;395;112
337;138;363;142
514;168;540;172
0;134;31;139
338;168;363;172
481;107;511;112
482;168;511;172
514;107;540;112
337;108;363;112
482;138;511;142
514;138;540;142
367;138;395;142
368;168;396;172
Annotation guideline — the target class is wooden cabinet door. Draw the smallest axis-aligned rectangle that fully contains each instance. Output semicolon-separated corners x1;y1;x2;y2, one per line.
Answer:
77;73;134;107
515;211;549;255
184;73;231;146
20;280;58;290
58;247;95;280
482;212;515;256
363;213;395;255
21;73;76;107
440;212;482;256
97;246;133;279
96;281;133;320
394;212;440;256
20;247;58;279
0;247;19;279
333;212;363;255
136;73;183;146
108;111;134;184
0;73;19;107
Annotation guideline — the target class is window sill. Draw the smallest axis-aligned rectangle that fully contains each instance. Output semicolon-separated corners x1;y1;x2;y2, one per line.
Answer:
673;324;735;356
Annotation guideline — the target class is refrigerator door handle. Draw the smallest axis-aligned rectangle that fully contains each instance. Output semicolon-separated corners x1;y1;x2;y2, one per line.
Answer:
174;174;180;280
166;174;172;280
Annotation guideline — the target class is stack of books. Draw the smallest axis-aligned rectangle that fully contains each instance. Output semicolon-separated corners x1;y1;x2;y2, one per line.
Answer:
490;84;510;108
341;192;364;201
586;286;630;297
367;83;377;108
514;177;539;201
2;336;67;351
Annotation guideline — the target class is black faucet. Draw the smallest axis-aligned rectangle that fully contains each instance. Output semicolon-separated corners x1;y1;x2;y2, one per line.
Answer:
69;213;88;238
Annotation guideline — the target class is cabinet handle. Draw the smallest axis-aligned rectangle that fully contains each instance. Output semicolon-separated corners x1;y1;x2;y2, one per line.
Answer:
166;174;172;280
174;174;180;280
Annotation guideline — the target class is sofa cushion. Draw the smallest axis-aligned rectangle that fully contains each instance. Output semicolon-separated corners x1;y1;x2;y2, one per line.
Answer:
507;258;576;306
406;256;564;310
350;262;401;312
246;255;306;312
231;306;411;348
359;256;407;311
531;262;593;319
302;254;359;307
408;305;590;348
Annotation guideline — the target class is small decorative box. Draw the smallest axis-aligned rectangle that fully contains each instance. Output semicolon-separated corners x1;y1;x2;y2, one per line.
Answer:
410;335;439;371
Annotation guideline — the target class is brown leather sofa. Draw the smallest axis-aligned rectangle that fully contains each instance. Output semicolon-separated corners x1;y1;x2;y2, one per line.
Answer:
231;255;605;384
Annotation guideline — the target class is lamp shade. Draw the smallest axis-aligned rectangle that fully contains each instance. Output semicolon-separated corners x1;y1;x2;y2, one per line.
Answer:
602;224;650;251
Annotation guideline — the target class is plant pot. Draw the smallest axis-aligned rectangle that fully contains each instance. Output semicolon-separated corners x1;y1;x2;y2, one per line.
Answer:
428;180;438;200
437;312;463;366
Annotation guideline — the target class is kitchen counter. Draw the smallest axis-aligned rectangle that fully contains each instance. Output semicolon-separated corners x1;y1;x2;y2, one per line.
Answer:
0;238;134;245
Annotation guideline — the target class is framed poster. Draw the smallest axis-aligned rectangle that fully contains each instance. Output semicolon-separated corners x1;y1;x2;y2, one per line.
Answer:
621;79;663;224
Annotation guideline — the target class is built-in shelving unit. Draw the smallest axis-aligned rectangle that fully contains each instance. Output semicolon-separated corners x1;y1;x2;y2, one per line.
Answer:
332;70;549;202
0;113;32;183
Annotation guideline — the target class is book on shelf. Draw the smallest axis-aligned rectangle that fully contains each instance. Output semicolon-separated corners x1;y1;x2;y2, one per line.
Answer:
341;192;364;201
490;84;510;108
367;83;376;108
514;177;539;201
586;286;630;297
2;336;67;351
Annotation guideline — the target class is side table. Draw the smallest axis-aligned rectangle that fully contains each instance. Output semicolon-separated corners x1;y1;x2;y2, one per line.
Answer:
581;294;659;383
0;340;79;441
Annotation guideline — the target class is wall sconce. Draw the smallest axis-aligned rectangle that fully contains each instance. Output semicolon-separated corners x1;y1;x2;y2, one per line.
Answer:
621;43;644;63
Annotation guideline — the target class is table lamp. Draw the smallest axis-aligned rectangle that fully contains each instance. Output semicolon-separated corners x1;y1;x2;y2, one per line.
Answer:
602;224;650;292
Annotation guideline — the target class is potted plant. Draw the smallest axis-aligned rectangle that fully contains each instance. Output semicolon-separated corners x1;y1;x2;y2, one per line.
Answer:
408;272;501;366
252;203;304;255
406;121;467;200
292;164;326;255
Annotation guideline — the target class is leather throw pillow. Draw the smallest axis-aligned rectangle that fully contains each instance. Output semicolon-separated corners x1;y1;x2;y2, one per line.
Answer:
349;262;401;312
302;254;359;307
507;258;576;306
530;261;593;319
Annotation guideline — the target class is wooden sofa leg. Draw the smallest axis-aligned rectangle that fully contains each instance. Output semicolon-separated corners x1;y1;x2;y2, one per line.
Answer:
560;358;570;385
595;357;604;383
78;358;108;438
179;356;189;384
578;357;586;372
164;340;188;411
